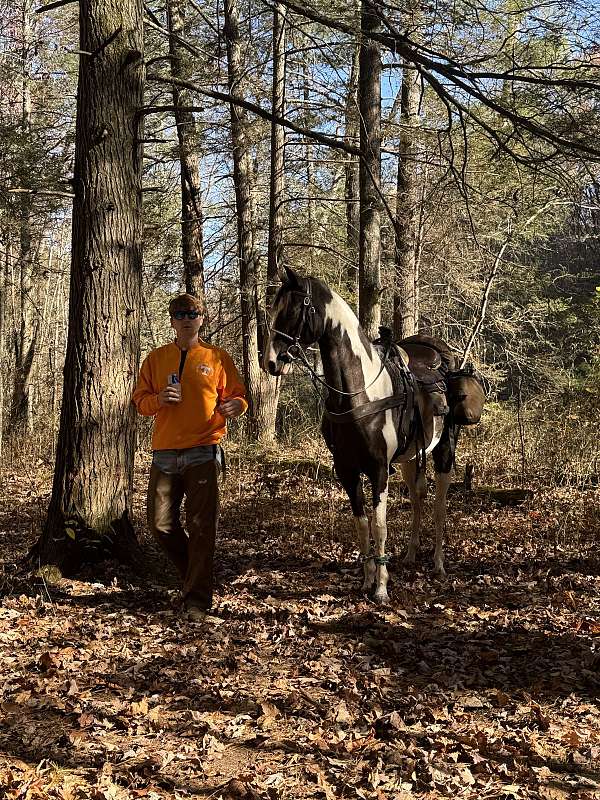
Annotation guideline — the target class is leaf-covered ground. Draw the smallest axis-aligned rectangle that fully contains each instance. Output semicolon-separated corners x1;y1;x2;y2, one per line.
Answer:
1;445;600;799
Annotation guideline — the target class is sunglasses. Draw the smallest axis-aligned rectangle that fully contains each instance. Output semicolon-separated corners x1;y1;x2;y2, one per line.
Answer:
173;310;201;320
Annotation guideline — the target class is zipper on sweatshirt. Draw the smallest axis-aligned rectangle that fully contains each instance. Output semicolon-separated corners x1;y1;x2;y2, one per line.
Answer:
178;349;188;381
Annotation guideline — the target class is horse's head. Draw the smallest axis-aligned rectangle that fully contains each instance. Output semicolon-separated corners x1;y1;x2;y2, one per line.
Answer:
263;266;325;376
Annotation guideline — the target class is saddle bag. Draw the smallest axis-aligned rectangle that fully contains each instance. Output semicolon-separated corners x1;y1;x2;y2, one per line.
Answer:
447;369;485;425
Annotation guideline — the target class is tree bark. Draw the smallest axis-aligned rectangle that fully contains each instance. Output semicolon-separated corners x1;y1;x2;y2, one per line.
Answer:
9;0;39;434
262;1;286;431
303;59;315;271
393;61;421;339
36;0;144;572
167;0;206;305
224;0;277;442
344;36;360;292
358;0;382;340
267;2;287;293
0;240;7;461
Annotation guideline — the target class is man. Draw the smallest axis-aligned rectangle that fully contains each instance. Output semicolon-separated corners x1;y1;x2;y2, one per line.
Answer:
133;294;247;621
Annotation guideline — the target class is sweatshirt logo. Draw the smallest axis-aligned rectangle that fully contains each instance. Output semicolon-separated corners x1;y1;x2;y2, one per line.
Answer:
198;363;212;376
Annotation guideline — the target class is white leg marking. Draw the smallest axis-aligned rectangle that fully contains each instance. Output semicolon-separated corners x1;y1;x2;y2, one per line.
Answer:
433;471;452;577
372;488;389;604
354;515;375;591
425;414;445;455
401;461;427;566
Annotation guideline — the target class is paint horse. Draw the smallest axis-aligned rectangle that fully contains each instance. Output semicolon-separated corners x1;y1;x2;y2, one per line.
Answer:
263;268;485;603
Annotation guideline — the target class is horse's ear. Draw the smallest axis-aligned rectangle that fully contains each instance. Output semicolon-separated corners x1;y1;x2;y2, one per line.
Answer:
282;265;301;288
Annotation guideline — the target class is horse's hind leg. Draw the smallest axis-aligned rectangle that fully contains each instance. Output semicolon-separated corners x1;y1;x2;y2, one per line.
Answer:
433;471;451;577
400;460;427;566
431;420;459;577
339;469;375;592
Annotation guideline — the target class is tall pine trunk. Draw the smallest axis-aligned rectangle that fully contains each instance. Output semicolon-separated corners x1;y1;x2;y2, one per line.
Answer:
393;61;421;339
36;0;144;573
358;0;382;340
167;0;205;304
224;0;277;442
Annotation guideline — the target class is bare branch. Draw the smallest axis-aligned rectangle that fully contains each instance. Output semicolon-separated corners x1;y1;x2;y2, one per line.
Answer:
35;0;77;13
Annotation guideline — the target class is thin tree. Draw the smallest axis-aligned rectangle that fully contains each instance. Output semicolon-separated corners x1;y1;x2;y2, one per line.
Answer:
344;36;360;292
224;0;278;441
35;0;144;572
393;60;421;339
358;0;382;339
166;0;205;303
267;2;287;291
9;0;38;434
262;1;287;429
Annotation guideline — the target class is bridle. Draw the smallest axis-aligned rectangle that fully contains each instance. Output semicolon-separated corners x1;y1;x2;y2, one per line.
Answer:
270;280;317;362
270;279;394;399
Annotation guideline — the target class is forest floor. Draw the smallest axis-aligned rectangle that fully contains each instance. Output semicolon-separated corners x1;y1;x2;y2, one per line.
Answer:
1;443;600;800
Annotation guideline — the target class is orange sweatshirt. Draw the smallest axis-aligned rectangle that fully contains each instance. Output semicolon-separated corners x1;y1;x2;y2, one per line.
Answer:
132;340;248;450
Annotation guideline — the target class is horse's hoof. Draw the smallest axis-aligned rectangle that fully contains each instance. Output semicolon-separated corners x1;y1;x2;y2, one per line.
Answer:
373;589;389;605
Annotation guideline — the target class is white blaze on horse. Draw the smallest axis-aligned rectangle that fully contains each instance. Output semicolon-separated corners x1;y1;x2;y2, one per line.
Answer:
263;268;485;603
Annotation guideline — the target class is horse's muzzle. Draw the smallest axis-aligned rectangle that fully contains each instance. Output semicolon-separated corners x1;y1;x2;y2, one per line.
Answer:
264;355;292;376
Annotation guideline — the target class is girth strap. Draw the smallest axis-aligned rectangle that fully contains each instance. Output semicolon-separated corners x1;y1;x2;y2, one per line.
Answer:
323;394;407;424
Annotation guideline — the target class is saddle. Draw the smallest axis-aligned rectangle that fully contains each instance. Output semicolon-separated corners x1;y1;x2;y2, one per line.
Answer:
395;335;449;416
401;342;443;385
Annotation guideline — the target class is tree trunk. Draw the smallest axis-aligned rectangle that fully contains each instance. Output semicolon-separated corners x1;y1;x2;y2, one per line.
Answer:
262;2;285;435
10;194;38;432
393;60;421;339
36;0;144;573
224;0;277;442
303;59;315;271
167;0;205;306
344;36;360;291
0;240;7;462
358;0;382;340
9;0;38;434
267;2;287;294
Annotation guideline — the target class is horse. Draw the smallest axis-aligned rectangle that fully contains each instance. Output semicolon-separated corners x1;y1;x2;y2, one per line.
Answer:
263;267;485;603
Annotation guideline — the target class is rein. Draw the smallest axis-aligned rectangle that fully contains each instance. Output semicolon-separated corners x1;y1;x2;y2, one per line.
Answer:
272;332;395;399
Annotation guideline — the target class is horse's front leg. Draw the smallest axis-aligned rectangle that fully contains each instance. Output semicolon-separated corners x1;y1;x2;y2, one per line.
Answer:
371;474;390;604
355;515;375;591
433;470;451;576
338;467;375;592
400;460;427;566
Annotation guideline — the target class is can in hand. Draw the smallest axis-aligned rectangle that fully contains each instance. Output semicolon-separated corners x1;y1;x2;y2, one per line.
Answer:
168;372;182;401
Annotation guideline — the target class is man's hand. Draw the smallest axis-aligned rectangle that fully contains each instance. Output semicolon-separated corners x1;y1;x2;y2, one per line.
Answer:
158;386;181;407
217;398;244;418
